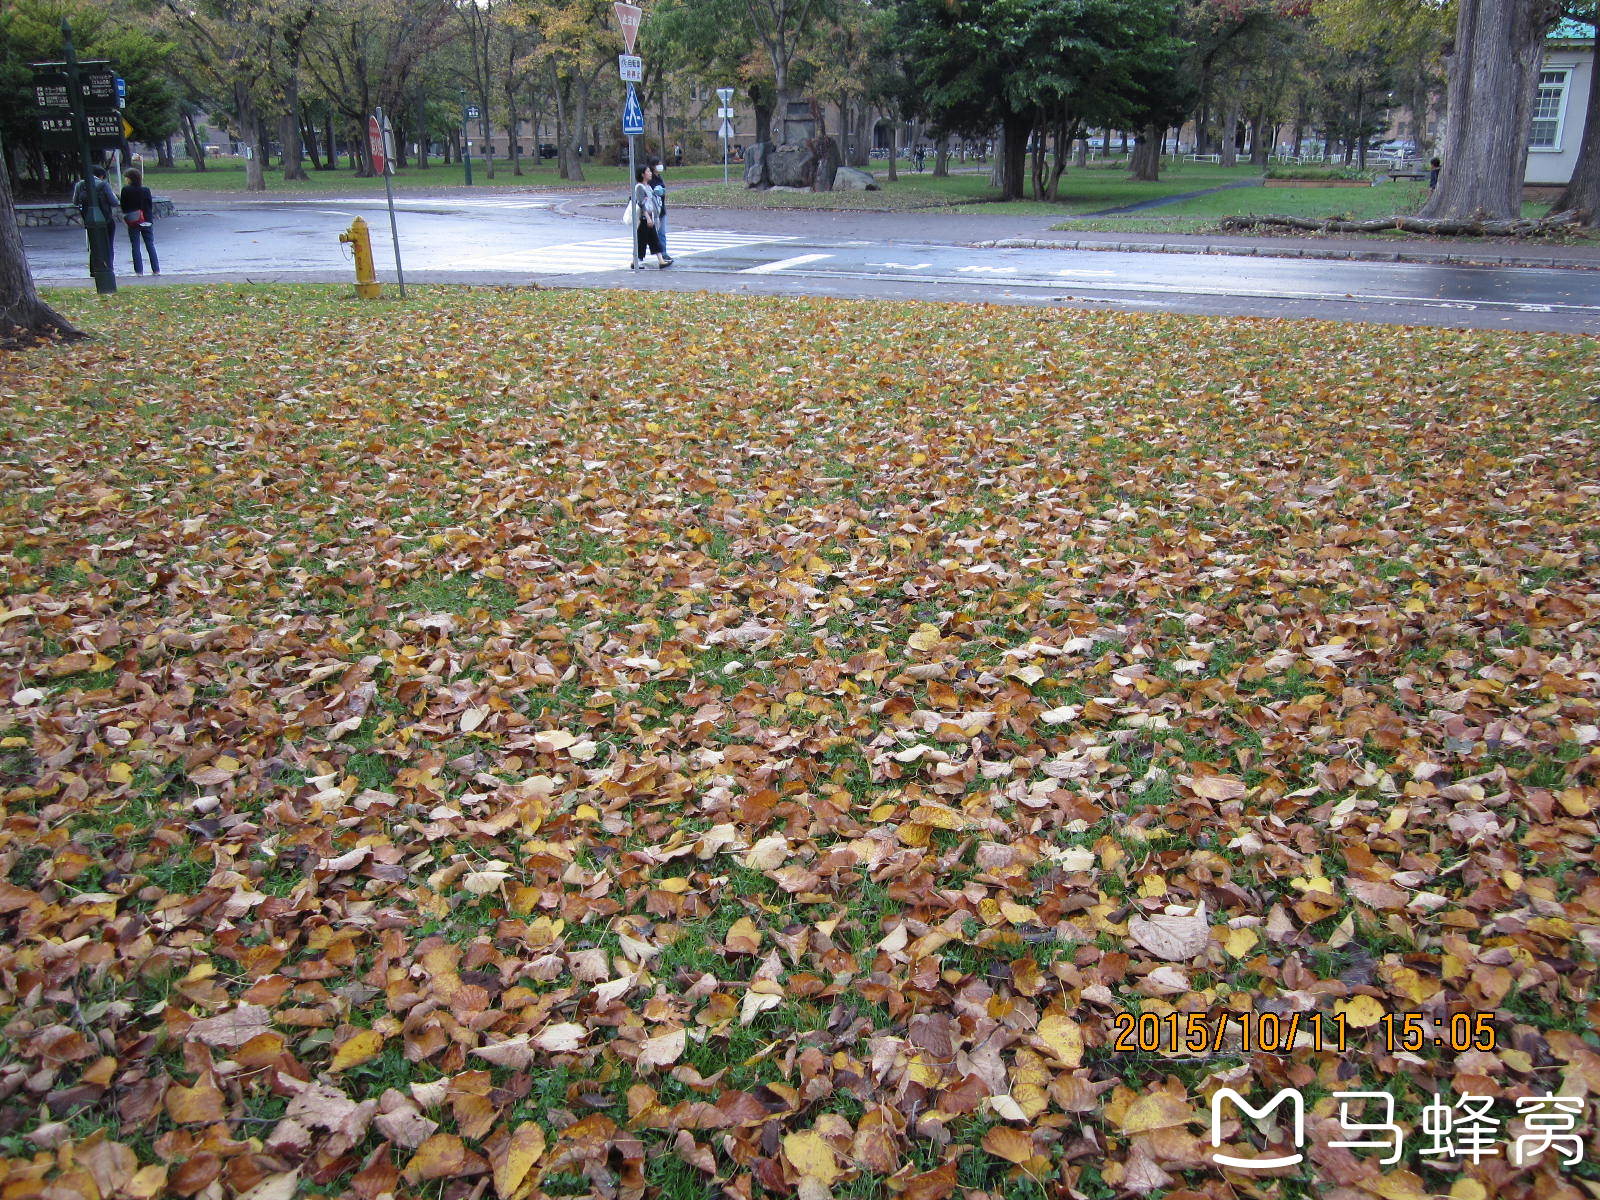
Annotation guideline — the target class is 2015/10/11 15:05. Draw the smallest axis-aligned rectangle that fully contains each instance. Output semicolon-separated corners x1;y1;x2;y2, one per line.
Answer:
1110;1010;1498;1055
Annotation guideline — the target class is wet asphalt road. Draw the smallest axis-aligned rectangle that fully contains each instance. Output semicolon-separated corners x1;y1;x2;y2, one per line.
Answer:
24;191;1600;333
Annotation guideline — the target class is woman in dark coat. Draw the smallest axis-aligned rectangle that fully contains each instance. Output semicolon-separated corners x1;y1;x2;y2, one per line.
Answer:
118;168;159;276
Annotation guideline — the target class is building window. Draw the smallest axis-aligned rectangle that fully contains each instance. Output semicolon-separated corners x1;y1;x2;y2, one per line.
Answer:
1530;69;1568;150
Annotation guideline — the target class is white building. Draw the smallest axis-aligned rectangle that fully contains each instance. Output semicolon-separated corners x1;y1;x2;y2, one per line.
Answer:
1527;20;1594;186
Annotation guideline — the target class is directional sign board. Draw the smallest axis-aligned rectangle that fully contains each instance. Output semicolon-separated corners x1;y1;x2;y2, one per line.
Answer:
618;54;642;82
465;104;480;120
115;77;126;108
31;62;116;109
37;111;124;152
717;107;734;119
621;82;644;136
717;86;734;105
613;2;642;54
719;120;735;140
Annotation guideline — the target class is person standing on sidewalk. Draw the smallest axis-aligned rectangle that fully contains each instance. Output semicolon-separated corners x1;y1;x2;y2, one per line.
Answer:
648;161;670;259
71;166;117;273
118;168;159;276
631;166;671;269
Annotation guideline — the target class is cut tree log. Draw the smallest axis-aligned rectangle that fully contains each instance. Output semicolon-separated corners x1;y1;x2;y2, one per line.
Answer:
1218;211;1584;237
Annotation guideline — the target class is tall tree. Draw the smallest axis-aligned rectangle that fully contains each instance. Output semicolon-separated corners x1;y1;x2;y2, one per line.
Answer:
0;153;78;343
1420;0;1562;220
744;0;828;142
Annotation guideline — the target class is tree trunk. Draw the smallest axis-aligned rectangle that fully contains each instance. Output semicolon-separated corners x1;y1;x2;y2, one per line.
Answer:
1249;109;1269;167
1000;113;1028;200
1421;0;1559;220
933;133;949;178
0;153;80;344
181;109;207;171
1219;97;1241;167
1550;57;1600;224
989;126;1005;189
1130;124;1161;181
325;104;337;170
569;77;590;182
238;83;266;191
1073;135;1087;168
301;113;323;170
509;94;523;176
481;111;495;179
887;117;898;182
157;137;175;168
281;72;309;181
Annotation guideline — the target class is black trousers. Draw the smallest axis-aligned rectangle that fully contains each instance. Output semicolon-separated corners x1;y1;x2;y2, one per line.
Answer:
635;220;664;259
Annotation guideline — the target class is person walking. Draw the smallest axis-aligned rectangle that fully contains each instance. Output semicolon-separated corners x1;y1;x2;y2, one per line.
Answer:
118;168;160;276
71;165;117;273
648;161;670;259
1428;157;1441;189
630;165;671;268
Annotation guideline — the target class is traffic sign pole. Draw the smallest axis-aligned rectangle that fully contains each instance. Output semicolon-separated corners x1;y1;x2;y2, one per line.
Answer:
60;21;114;295
717;87;734;185
374;107;406;298
615;3;644;268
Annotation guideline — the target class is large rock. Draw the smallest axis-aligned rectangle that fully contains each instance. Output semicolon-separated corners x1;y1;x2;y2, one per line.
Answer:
767;143;816;188
743;141;772;188
833;166;878;191
810;136;840;191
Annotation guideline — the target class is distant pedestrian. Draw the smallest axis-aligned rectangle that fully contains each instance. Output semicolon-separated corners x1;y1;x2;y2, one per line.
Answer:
648;160;669;257
1428;157;1441;189
915;144;926;171
119;168;160;276
71;165;117;273
673;143;683;166
630;165;671;268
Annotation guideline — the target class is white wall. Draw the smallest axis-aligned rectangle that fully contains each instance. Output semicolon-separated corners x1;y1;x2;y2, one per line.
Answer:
1526;46;1593;185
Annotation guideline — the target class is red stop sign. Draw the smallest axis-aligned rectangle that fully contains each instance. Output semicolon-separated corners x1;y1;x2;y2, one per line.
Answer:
367;115;386;173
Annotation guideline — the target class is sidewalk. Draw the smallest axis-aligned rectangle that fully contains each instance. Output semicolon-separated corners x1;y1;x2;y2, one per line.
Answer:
573;199;1600;270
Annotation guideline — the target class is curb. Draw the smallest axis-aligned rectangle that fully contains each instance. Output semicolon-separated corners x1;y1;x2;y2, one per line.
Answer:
972;237;1597;270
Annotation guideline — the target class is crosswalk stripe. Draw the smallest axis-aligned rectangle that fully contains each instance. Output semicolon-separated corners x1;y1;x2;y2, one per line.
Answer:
452;231;798;274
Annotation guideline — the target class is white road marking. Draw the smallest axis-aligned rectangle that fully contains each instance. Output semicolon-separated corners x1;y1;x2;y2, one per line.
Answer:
451;231;798;275
957;265;1018;274
1053;269;1116;277
871;261;932;270
742;252;833;274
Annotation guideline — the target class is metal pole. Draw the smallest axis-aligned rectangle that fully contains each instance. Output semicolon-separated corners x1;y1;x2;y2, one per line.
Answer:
461;91;473;185
62;19;114;295
723;130;728;185
377;107;406;298
628;132;638;268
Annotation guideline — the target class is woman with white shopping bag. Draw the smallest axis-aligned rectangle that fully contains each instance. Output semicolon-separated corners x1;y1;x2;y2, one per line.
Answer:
625;166;672;269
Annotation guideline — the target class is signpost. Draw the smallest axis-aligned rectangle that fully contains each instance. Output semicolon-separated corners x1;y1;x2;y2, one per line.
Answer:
615;2;643;267
370;108;406;298
34;27;118;294
717;86;734;183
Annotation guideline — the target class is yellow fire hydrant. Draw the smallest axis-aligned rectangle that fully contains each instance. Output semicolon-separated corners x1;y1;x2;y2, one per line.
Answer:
339;217;381;299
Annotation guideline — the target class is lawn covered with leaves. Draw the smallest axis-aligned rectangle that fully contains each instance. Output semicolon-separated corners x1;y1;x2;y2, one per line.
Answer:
2;285;1598;1200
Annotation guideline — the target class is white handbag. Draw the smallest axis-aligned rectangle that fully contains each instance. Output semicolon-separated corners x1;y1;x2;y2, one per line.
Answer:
622;200;637;225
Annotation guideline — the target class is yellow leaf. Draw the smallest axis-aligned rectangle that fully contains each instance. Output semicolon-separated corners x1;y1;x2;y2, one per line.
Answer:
783;1130;840;1185
1337;994;1386;1028
493;1122;546;1199
999;899;1037;925
981;1125;1034;1163
107;762;134;785
1222;927;1259;958
330;1029;385;1071
1037;1012;1084;1067
906;624;942;653
656;877;690;893
1449;1179;1488;1200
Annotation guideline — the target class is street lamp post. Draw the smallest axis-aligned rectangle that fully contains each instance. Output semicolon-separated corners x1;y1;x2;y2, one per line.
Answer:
461;91;475;186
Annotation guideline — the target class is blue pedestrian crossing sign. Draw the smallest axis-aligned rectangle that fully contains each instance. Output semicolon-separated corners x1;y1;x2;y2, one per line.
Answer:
622;83;644;135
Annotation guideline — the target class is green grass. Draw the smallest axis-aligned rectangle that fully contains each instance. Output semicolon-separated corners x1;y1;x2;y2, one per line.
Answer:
1054;181;1558;233
141;159;729;194
672;162;1262;214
